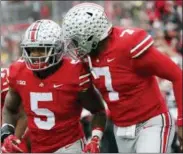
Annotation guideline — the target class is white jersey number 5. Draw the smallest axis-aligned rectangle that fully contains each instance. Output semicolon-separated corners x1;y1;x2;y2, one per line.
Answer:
30;92;55;130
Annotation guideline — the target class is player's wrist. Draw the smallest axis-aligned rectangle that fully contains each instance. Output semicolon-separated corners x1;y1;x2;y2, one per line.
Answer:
1;123;15;143
91;127;104;141
177;118;183;126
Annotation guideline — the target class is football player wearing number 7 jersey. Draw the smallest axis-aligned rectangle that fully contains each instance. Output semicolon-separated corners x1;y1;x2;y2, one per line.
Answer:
1;19;106;153
62;2;183;153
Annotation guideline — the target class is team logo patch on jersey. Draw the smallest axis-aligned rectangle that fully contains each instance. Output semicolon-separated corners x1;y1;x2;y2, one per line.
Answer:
17;80;26;85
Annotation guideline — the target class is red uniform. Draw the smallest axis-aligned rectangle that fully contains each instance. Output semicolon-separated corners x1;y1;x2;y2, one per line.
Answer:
89;27;182;127
1;68;9;118
8;58;90;153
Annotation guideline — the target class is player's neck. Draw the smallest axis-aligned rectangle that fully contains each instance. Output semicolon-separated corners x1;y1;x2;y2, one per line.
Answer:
33;62;62;79
99;37;110;52
89;37;110;58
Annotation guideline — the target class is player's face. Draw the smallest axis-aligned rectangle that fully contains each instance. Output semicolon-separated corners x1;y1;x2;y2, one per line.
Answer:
29;48;46;58
27;47;48;64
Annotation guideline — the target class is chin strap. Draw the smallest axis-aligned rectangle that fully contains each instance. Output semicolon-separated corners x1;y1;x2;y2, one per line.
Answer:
87;55;98;79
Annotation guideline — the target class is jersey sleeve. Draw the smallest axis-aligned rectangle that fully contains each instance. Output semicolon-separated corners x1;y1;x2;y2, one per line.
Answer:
132;46;183;125
130;28;154;58
1;68;9;94
1;68;9;104
7;59;24;91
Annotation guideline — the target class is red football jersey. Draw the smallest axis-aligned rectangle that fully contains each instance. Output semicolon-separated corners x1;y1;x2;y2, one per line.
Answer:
8;58;90;153
1;68;9;116
90;27;169;126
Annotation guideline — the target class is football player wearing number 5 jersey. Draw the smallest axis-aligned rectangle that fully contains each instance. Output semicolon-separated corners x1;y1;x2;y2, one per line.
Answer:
1;19;106;153
62;3;182;153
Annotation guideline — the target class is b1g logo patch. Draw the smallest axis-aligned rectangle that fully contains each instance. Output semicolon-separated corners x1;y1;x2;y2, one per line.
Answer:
17;80;26;85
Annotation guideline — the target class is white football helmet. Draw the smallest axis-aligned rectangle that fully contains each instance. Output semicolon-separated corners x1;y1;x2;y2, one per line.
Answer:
21;19;64;71
62;2;112;59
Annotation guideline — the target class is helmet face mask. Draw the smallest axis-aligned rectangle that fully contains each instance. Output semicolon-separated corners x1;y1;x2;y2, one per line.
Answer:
62;2;112;60
22;43;63;71
21;20;65;71
64;34;100;60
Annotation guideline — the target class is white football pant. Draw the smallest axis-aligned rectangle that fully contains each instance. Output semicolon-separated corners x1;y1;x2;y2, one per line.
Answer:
114;112;175;153
54;138;85;153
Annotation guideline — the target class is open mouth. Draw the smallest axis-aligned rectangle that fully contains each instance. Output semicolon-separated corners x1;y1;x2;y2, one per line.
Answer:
33;60;39;64
31;57;46;64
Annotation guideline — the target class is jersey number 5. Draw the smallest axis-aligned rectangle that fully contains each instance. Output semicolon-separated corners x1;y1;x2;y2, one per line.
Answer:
30;92;55;130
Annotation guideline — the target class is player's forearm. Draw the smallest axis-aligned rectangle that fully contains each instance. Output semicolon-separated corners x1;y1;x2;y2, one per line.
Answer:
2;106;19;127
15;110;27;139
91;111;106;129
1;107;19;143
2;88;22;127
91;110;106;139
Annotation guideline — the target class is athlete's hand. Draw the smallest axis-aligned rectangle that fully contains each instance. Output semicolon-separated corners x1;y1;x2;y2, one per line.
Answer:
1;135;24;153
84;136;100;153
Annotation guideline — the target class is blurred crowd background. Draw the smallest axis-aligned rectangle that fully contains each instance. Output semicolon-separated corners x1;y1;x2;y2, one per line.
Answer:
1;1;182;153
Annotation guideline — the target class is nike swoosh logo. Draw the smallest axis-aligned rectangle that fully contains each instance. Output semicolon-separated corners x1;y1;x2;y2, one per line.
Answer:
107;58;115;63
53;84;63;88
